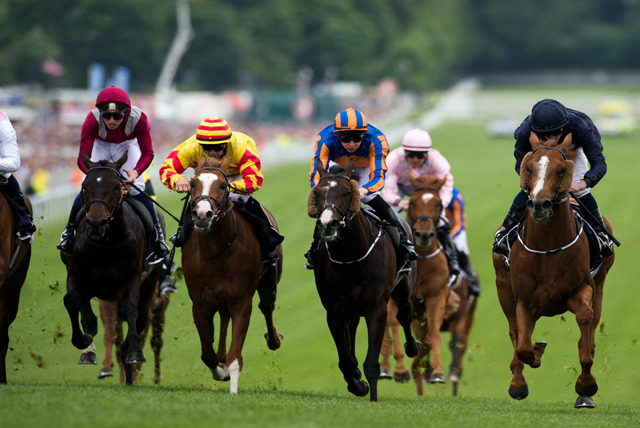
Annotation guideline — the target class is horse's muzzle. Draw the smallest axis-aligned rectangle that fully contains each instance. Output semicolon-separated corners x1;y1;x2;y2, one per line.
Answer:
527;199;553;222
413;229;435;248
192;211;213;232
87;217;108;240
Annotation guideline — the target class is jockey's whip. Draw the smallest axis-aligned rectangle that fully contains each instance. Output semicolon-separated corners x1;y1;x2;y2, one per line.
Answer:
570;193;621;246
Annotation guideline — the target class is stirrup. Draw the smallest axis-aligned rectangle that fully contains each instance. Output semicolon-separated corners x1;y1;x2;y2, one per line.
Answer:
304;251;314;270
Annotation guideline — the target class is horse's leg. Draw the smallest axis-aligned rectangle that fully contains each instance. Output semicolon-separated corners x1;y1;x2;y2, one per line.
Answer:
567;285;598;398
119;289;145;374
515;301;545;368
63;279;93;350
217;308;230;372
423;289;448;383
226;297;254;394
390;278;420;358
379;325;392;376
256;270;282;351
115;318;125;383
193;304;224;381
327;312;368;398
410;319;428;396
98;300;117;379
150;296;169;384
363;301;388;402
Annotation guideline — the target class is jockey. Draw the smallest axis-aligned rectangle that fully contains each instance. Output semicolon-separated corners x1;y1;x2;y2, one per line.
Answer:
0;110;36;242
57;86;170;264
381;128;461;277
493;98;614;258
306;108;418;273
159;116;284;265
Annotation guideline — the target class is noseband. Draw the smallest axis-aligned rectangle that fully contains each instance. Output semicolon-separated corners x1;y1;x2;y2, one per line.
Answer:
82;166;125;225
317;173;356;227
191;166;233;223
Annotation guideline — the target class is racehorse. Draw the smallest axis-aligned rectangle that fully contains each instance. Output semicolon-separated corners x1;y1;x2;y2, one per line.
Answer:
307;158;420;402
405;174;478;396
61;152;162;385
379;298;411;383
97;287;170;383
0;189;32;384
492;134;615;408
181;155;282;394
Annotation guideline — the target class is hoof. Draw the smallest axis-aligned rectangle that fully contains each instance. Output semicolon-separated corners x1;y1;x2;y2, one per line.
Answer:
575;380;598;397
404;339;421;358
575;396;595;409
508;384;529;400
264;332;284;350
78;352;97;365
211;364;230;381
448;370;460;383
98;367;113;378
124;351;146;364
428;373;447;384
152;372;164;385
393;371;411;383
380;368;392;379
347;379;369;397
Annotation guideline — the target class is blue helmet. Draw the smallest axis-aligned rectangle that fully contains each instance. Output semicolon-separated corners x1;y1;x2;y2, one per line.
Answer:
531;99;568;133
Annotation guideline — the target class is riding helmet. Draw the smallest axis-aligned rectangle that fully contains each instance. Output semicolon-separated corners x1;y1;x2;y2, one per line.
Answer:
196;116;232;142
333;108;368;133
401;129;432;152
531;99;568;133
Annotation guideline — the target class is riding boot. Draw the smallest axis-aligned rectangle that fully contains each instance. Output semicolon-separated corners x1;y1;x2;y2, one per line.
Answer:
304;223;322;270
57;204;82;253
586;208;613;257
170;205;193;248
457;250;481;296
436;221;461;276
148;206;170;265
492;203;527;257
379;206;419;274
2;176;36;242
240;196;284;265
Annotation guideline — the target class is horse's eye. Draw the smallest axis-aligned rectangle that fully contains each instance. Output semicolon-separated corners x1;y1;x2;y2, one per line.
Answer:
558;167;566;176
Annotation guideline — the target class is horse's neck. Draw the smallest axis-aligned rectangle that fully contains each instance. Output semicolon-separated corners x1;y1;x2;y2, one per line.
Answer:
195;207;236;250
523;202;576;247
329;212;375;253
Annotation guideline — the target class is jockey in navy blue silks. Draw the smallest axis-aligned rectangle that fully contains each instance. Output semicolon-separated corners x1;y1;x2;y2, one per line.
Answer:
493;99;614;258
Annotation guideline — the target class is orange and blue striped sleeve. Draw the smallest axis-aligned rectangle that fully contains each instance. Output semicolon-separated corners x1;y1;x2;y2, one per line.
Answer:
363;133;389;193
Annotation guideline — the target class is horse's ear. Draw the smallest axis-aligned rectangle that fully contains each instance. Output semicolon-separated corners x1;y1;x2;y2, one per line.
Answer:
349;179;361;213
435;176;447;191
114;150;128;171
196;155;207;170
408;173;419;189
221;155;231;171
519;152;533;190
557;159;575;197
81;152;94;170
558;133;575;155
307;189;318;218
529;131;541;148
345;158;355;177
316;158;326;176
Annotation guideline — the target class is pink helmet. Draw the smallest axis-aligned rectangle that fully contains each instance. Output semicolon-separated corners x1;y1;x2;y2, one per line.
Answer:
401;129;432;152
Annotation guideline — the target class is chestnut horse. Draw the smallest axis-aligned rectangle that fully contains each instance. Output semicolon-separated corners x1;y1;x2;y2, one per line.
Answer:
307;158;420;402
181;155;282;394
62;152;162;384
405;174;478;396
379;298;411;383
0;190;32;384
493;135;615;408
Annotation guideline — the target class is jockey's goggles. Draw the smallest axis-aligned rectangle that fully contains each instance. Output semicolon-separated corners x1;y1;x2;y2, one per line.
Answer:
405;151;426;159
537;128;564;142
101;112;124;120
200;142;228;152
339;132;365;143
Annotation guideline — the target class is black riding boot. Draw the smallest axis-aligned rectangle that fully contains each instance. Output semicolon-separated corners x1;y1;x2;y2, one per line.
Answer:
457;250;481;296
379;206;419;273
159;257;177;296
148;206;170;264
57;204;82;253
240;197;284;265
437;221;461;276
304;223;322;270
586;208;613;257
2;176;36;241
492;203;527;257
170;204;193;248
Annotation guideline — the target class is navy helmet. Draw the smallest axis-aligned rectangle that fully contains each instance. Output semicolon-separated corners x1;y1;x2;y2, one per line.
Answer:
531;99;568;133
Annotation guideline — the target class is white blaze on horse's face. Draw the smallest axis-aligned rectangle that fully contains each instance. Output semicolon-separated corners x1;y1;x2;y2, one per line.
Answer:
532;156;549;200
319;180;338;227
421;193;435;204
195;173;218;218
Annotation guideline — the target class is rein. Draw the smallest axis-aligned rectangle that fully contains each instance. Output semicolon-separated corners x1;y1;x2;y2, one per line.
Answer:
517;211;584;254
324;224;384;265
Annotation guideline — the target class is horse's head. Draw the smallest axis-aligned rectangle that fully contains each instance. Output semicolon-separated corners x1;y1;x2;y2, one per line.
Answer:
80;151;127;240
520;133;576;222
307;158;361;241
406;174;446;248
189;155;232;231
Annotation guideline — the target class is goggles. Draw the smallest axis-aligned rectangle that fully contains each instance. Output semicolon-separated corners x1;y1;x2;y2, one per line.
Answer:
339;132;365;143
405;151;426;159
537;128;564;141
101;112;124;120
200;143;228;152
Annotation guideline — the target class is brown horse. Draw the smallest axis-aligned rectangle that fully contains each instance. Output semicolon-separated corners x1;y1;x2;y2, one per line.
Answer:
493;134;615;408
405;174;478;396
97;287;170;383
379;298;411;383
307;158;420;402
62;152;163;384
181;155;282;394
0;189;32;384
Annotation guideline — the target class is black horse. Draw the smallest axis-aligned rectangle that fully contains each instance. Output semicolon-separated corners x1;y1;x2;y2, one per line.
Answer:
307;158;420;402
61;152;162;384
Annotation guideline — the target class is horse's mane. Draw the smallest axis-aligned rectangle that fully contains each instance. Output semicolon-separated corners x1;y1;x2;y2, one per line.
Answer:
90;159;119;169
409;174;446;191
307;163;361;218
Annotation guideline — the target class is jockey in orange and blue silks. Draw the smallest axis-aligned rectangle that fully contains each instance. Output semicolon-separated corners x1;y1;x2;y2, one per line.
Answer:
305;108;418;273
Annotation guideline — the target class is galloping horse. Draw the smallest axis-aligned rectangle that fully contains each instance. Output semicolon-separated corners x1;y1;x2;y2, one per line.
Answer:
0;189;32;384
62;152;162;384
493;135;615;408
406;174;477;396
307;158;420;402
181;155;282;394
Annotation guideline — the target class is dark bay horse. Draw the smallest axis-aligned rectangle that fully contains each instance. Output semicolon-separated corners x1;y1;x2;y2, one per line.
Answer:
493;135;615;408
181;155;282;394
307;158;420;402
406;174;477;396
61;152;162;384
0;189;32;384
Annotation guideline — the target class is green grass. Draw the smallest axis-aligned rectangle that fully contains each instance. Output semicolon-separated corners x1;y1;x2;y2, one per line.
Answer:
2;111;639;426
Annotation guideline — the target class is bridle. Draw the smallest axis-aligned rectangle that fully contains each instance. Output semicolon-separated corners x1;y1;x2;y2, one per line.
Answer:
190;166;234;224
316;173;356;228
82;166;125;227
407;185;444;259
525;146;570;205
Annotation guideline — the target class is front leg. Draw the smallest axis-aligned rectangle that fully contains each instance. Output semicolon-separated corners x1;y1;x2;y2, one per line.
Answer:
327;312;368;398
63;278;93;350
120;287;145;365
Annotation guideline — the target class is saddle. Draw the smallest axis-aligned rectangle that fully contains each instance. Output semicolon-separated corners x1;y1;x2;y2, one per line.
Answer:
503;203;603;274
